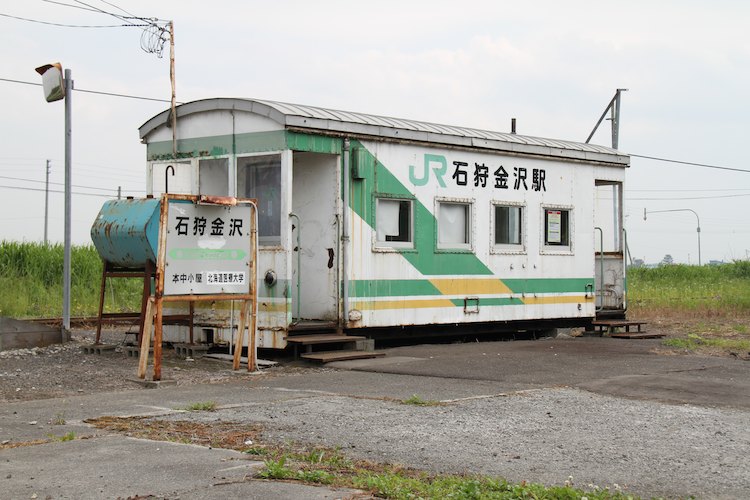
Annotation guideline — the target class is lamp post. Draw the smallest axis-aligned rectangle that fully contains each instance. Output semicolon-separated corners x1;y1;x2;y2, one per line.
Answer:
644;208;701;266
35;63;72;339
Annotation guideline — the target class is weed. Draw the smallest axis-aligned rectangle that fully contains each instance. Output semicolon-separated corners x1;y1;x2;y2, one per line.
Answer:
304;449;326;464
296;469;334;484
47;432;76;442
181;401;218;412
663;335;750;353
51;412;66;425
243;446;270;456
402;394;441;406
663;338;698;350
732;324;748;334
259;457;293;479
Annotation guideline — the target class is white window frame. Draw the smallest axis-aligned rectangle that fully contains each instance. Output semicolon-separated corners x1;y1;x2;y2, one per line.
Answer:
491;201;526;254
541;204;574;255
436;197;473;252
374;197;414;250
237;152;284;247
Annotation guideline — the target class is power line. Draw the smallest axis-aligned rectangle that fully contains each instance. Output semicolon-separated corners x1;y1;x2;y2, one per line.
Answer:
0;174;116;192
0;12;142;27
0;184;113;198
97;0;138;19
628;188;750;192
0;77;177;103
41;0;105;14
628;193;750;201
631;154;750;173
72;0;145;26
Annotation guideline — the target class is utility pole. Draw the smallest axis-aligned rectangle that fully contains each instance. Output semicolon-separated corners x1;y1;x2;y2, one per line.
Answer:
169;21;177;157
44;159;50;245
62;68;73;335
586;89;628;149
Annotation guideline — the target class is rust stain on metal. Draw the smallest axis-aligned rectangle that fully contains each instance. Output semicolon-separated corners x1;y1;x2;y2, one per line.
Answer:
199;195;237;206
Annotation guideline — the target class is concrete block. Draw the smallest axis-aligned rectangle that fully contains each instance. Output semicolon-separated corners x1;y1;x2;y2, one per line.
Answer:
81;344;117;355
355;338;375;352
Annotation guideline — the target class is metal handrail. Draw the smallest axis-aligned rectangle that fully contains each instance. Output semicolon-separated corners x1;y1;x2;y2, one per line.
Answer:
594;227;604;312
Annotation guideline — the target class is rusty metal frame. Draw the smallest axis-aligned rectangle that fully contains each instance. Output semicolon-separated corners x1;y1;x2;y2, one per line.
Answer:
137;193;258;381
94;260;155;346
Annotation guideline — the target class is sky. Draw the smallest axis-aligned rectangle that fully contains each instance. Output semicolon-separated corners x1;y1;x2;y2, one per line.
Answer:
1;0;749;265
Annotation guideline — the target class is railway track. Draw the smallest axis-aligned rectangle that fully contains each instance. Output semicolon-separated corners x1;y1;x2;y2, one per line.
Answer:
28;313;141;328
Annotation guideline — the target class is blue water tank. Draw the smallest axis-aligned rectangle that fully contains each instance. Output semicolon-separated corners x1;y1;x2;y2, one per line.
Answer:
90;198;161;267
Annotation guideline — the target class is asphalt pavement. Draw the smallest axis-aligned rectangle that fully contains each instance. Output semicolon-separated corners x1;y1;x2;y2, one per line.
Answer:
2;335;749;499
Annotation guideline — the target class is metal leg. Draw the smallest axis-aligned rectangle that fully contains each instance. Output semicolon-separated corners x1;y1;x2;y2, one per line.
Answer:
95;260;108;345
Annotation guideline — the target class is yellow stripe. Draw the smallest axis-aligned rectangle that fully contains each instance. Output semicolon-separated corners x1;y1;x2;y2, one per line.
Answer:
259;302;289;313
522;295;594;305
352;298;456;311
167;300;288;312
429;278;512;295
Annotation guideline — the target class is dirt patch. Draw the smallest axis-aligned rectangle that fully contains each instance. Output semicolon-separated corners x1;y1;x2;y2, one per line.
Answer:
630;312;750;359
86;415;264;450
0;327;308;403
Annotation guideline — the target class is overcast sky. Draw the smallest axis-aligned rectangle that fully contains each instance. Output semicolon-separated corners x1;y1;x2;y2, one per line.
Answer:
1;0;748;264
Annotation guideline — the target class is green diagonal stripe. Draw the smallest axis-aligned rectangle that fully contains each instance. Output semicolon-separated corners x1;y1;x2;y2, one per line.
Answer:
350;141;492;276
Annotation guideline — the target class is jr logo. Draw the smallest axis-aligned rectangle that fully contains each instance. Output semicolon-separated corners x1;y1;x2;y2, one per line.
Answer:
409;154;447;187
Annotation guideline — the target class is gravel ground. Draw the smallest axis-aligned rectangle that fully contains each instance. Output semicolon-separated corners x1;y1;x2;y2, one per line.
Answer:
3;322;750;499
0;327;297;403
156;386;750;499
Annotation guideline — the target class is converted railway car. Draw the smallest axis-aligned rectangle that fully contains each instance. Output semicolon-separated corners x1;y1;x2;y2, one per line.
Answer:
137;98;628;348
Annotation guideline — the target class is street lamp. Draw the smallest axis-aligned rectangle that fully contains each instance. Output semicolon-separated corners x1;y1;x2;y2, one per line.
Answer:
644;208;701;266
35;62;72;339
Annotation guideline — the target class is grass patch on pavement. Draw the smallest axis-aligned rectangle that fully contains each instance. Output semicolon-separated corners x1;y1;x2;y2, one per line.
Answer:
663;334;750;352
47;431;76;442
180;401;218;412
401;394;441;406
87;416;639;499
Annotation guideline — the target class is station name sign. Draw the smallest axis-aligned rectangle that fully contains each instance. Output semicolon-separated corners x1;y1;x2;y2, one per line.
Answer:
164;201;252;296
409;154;547;192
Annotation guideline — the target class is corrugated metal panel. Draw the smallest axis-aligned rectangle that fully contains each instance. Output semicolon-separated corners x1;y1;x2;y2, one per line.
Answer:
140;98;628;165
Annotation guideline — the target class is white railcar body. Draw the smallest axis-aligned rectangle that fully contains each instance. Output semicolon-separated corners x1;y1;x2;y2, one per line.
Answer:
138;99;628;348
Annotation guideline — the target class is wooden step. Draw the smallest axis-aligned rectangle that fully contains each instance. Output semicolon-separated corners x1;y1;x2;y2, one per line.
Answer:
592;319;648;334
286;334;366;345
610;332;665;339
301;350;386;363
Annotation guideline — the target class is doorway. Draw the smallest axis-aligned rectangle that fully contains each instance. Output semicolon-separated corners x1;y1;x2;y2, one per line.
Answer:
291;152;340;321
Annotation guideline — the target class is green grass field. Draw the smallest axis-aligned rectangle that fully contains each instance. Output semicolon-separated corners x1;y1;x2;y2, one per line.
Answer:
2;241;749;321
0;241;141;318
627;261;750;316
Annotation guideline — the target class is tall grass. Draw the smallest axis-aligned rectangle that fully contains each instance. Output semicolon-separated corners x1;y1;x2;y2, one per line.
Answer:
0;241;141;318
628;261;750;316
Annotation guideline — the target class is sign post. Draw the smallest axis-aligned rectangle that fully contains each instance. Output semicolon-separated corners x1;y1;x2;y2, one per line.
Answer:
138;194;258;381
